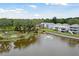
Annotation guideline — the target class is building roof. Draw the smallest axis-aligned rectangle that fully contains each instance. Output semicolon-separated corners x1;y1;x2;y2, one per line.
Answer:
70;24;79;27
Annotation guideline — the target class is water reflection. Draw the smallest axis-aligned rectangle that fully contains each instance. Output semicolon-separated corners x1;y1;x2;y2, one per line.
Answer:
14;36;37;49
0;41;10;53
61;37;79;47
0;35;37;53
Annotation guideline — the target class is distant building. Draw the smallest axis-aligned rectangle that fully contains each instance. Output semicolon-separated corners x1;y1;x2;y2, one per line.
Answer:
69;24;79;34
53;23;62;30
40;23;55;29
55;24;70;32
40;23;79;34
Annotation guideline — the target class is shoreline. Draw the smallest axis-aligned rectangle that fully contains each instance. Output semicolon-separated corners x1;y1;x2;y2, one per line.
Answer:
46;32;79;40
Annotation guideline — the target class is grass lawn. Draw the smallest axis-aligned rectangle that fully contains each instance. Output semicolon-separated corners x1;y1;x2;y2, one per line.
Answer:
41;28;79;38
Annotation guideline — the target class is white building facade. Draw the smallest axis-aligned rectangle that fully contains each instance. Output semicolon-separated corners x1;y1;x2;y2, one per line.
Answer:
40;22;79;34
69;24;79;34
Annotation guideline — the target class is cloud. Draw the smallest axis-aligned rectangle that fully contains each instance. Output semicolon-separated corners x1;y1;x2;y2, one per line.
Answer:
33;14;41;18
45;3;68;6
0;8;41;19
0;8;7;13
0;8;25;13
34;14;40;17
29;5;37;9
0;8;29;19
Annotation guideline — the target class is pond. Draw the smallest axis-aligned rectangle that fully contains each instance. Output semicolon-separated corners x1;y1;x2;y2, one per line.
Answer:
0;33;79;56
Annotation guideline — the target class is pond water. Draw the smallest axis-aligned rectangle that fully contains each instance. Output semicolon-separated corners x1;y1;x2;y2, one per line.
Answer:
0;33;79;56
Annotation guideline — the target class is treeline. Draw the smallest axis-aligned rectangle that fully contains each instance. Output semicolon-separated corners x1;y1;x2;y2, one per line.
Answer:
0;17;79;26
0;18;43;26
43;17;79;24
0;17;79;32
0;18;43;32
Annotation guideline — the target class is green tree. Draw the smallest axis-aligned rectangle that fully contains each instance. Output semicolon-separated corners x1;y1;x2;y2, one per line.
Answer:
68;19;79;24
52;17;57;23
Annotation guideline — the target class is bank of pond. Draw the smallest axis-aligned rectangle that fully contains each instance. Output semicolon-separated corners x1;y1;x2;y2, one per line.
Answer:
0;31;38;41
0;33;79;55
41;28;79;39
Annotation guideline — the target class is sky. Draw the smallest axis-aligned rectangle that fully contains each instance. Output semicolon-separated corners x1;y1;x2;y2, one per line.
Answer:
0;3;79;19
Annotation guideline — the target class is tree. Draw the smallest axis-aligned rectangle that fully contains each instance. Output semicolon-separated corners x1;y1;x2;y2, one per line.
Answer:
52;17;57;23
57;18;66;24
68;19;79;24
